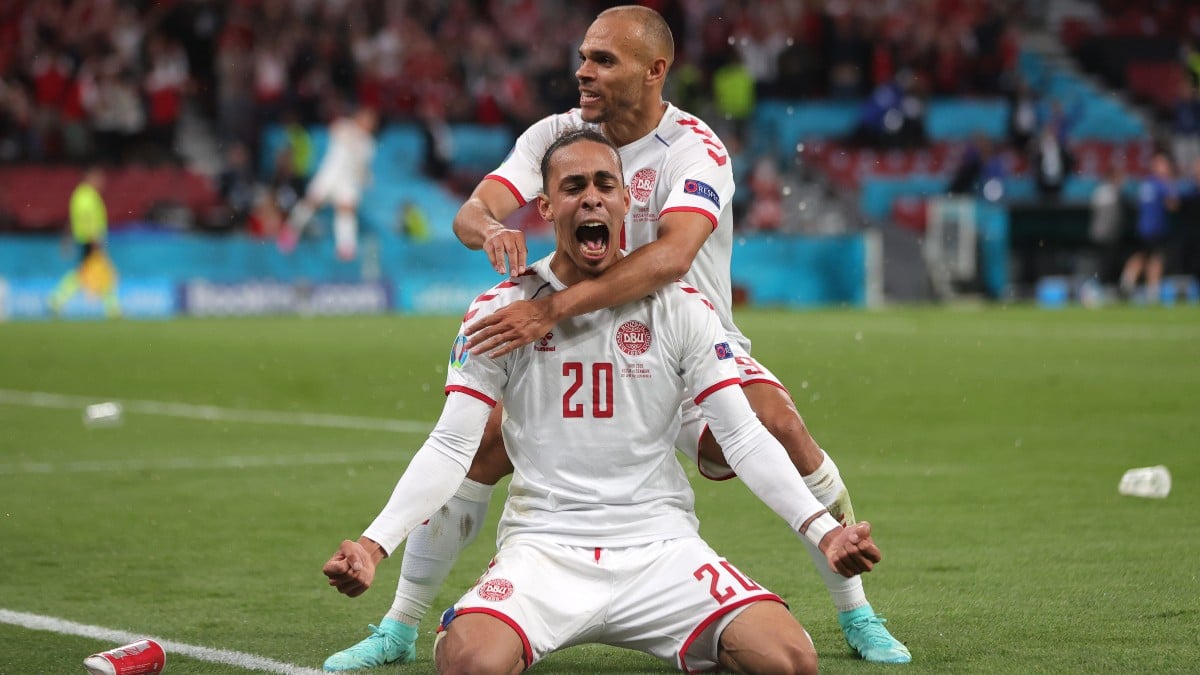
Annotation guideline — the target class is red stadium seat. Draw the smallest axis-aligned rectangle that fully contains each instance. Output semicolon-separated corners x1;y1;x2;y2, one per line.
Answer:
0;165;219;231
1125;61;1184;113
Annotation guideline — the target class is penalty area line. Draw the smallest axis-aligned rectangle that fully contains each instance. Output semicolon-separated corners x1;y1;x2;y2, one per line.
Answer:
0;608;325;674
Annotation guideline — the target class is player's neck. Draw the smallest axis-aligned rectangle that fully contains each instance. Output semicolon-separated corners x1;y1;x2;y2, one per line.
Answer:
602;100;667;148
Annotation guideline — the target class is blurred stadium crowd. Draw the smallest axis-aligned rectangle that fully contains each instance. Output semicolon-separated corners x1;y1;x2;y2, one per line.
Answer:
1;0;1199;290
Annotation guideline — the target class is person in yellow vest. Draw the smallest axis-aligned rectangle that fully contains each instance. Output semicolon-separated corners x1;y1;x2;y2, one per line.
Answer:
49;166;120;317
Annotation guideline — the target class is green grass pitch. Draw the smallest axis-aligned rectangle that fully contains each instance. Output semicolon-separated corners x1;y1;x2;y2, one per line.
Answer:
1;306;1197;674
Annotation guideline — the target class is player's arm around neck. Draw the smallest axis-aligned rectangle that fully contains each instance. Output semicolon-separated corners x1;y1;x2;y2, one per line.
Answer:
467;211;710;357
548;210;707;317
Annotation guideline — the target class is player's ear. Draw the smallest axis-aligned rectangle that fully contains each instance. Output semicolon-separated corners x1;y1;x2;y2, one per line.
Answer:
536;192;554;224
645;57;668;87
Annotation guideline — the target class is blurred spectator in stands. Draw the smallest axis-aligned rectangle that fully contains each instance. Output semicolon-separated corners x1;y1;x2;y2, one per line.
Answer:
972;2;1019;94
276;112;314;183
1182;39;1200;87
1007;77;1040;151
1174;157;1200;279
948;135;1008;202
1031;120;1073;201
110;3;144;71
732;6;788;100
253;32;289;142
418;98;452;182
0;76;34;161
214;142;257;232
666;57;706;117
824;5;869;99
62;53;98;163
397;200;431;243
772;30;819;99
49;166;119;318
1121;152;1178;301
848;70;927;149
278;105;377;261
1171;77;1200;173
28;43;73;161
741;156;786;232
215;5;254;149
1045;98;1084;145
143;34;190;165
1087;165;1127;283
267;122;307;218
712;50;755;139
88;61;144;166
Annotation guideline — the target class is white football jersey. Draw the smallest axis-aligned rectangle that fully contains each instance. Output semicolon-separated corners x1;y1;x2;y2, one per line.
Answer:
314;117;375;186
486;105;748;352
446;255;744;548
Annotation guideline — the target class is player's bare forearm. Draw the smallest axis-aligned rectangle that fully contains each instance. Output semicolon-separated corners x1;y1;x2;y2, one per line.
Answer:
467;240;688;357
549;240;688;320
452;197;505;250
453;182;526;276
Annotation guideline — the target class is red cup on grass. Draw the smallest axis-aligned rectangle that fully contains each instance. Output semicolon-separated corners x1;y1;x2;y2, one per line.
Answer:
83;638;166;674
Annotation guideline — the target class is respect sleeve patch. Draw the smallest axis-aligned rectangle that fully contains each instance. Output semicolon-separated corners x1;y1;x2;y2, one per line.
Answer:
684;179;720;208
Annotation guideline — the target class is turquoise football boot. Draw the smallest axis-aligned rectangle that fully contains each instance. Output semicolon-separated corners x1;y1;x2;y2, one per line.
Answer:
323;618;418;671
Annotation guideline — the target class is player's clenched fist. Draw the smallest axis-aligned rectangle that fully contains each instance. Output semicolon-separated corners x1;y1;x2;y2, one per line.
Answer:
821;521;882;578
323;539;376;597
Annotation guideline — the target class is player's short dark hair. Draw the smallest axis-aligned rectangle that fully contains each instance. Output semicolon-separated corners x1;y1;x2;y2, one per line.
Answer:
540;128;623;193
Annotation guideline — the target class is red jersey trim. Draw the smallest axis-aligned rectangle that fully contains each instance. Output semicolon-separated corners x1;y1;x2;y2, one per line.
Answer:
452;607;534;669
741;378;789;394
661;205;718;231
678;593;786;674
445;385;498;407
484;174;527;207
693;378;740;405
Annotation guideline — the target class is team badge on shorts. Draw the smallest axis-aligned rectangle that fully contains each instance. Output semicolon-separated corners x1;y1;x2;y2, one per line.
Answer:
477;578;514;602
616;320;652;356
450;335;470;369
714;342;733;360
630;168;656;203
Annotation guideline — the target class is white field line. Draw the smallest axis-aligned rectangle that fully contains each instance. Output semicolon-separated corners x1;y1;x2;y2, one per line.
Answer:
786;318;1200;341
0;608;325;674
0;450;414;475
0;389;433;434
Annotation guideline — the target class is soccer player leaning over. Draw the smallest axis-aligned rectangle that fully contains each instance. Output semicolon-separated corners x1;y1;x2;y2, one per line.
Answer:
322;5;909;671
323;128;884;675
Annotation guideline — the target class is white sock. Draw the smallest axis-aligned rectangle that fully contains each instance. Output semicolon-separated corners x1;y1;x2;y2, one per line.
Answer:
334;210;357;254
801;450;869;613
386;478;494;626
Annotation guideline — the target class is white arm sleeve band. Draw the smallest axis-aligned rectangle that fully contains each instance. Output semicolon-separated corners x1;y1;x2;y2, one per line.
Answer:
699;385;830;538
360;393;493;555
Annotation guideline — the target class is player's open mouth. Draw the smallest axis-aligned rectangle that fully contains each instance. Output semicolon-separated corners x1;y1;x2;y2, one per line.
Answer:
575;221;609;260
580;89;600;106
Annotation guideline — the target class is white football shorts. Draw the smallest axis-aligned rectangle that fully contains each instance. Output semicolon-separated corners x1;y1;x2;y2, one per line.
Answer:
305;171;362;207
675;344;788;480
438;537;784;672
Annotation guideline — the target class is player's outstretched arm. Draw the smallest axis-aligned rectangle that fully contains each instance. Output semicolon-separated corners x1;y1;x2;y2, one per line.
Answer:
701;386;881;578
322;394;492;598
322;537;387;597
467;211;711;357
452;179;526;275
